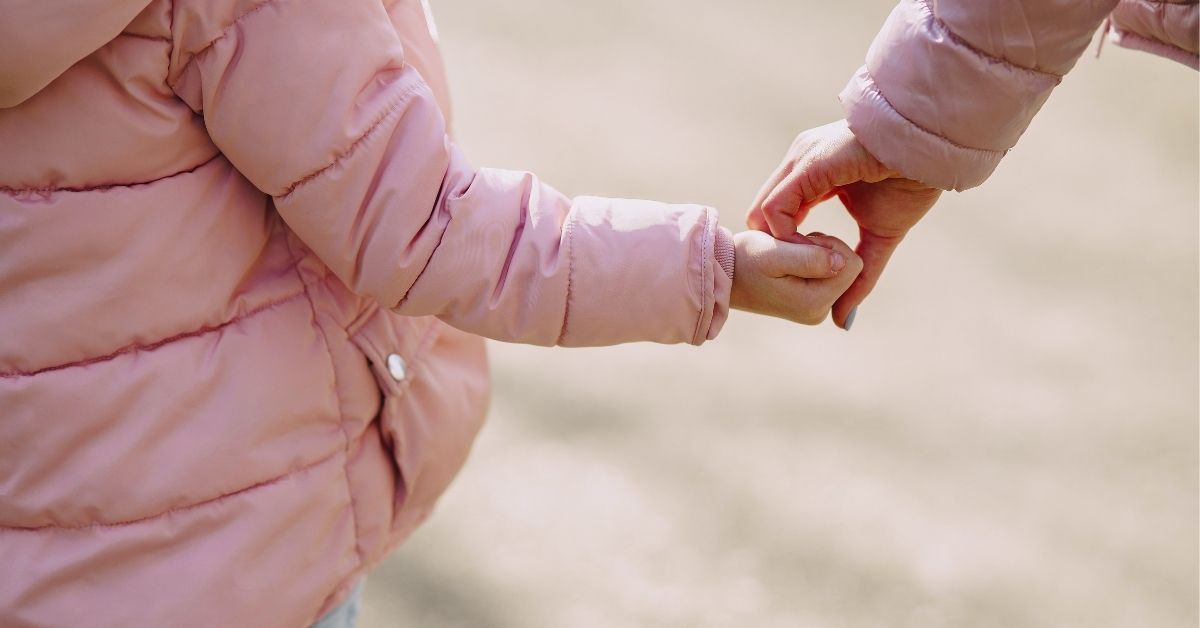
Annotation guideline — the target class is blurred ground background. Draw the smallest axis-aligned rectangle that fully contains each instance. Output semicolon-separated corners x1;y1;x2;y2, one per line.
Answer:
361;2;1199;627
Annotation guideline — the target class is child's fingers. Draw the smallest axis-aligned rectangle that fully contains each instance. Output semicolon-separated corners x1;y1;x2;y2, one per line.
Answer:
780;231;817;246
769;241;848;279
731;230;862;326
802;232;853;258
804;233;863;278
791;233;864;324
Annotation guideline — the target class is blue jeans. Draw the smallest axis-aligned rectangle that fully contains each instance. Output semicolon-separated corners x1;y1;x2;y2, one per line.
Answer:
311;580;364;628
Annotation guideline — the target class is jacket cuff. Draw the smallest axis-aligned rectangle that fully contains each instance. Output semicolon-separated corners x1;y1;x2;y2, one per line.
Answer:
1108;0;1199;70
702;225;735;343
1108;28;1200;70
714;226;735;281
840;67;1006;192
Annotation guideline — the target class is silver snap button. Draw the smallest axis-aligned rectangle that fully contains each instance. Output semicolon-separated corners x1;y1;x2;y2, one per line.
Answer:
386;353;407;382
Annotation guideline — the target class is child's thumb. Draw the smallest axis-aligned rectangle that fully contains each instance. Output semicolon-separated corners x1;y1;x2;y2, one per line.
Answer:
772;240;847;279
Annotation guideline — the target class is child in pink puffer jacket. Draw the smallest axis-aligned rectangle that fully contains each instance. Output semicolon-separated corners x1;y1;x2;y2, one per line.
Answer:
0;1;861;626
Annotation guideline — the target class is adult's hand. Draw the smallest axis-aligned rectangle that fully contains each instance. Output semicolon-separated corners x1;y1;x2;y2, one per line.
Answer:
746;119;942;329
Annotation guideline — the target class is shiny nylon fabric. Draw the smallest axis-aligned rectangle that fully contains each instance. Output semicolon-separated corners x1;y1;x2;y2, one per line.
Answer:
840;0;1197;192
0;0;734;626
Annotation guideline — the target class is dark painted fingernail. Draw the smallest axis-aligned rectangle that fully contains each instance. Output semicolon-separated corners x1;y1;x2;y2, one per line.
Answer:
843;306;858;331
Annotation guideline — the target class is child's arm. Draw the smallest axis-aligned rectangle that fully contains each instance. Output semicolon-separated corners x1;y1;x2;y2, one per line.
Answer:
167;0;848;344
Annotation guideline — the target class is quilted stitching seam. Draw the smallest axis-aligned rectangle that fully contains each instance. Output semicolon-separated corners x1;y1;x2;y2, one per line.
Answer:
277;81;428;198
0;450;338;532
0;289;306;379
915;0;1065;81
167;0;286;90
0;153;220;196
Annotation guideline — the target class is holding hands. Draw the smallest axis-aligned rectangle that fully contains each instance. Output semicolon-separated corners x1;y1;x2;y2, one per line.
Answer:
744;120;943;329
730;230;862;327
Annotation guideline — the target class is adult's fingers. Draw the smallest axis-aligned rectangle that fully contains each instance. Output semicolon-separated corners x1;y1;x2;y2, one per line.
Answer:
759;149;865;240
758;168;826;239
746;163;791;233
746;205;768;233
749;130;841;238
760;193;801;240
830;230;904;328
750;120;900;240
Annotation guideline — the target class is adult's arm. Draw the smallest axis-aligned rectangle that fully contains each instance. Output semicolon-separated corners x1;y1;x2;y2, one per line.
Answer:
840;0;1119;192
750;0;1123;327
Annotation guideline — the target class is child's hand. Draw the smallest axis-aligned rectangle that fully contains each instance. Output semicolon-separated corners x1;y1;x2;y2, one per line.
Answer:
730;230;863;326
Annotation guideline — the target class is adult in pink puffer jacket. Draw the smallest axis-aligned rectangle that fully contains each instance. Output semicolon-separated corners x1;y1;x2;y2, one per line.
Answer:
748;0;1198;329
0;1;866;626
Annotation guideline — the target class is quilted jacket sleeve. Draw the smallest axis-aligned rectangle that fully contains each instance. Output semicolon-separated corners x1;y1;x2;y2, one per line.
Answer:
840;0;1120;191
167;0;733;347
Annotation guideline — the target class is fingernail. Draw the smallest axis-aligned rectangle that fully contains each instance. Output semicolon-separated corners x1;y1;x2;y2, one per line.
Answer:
843;306;858;331
830;252;846;273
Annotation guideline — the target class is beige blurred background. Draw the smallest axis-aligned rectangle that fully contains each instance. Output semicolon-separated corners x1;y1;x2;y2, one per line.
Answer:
361;2;1199;627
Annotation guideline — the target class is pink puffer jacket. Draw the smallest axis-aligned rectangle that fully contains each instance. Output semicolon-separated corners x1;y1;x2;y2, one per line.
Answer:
0;1;733;626
841;0;1199;191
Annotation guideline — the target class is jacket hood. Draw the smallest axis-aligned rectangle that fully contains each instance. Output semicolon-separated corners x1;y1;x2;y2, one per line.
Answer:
0;0;151;108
